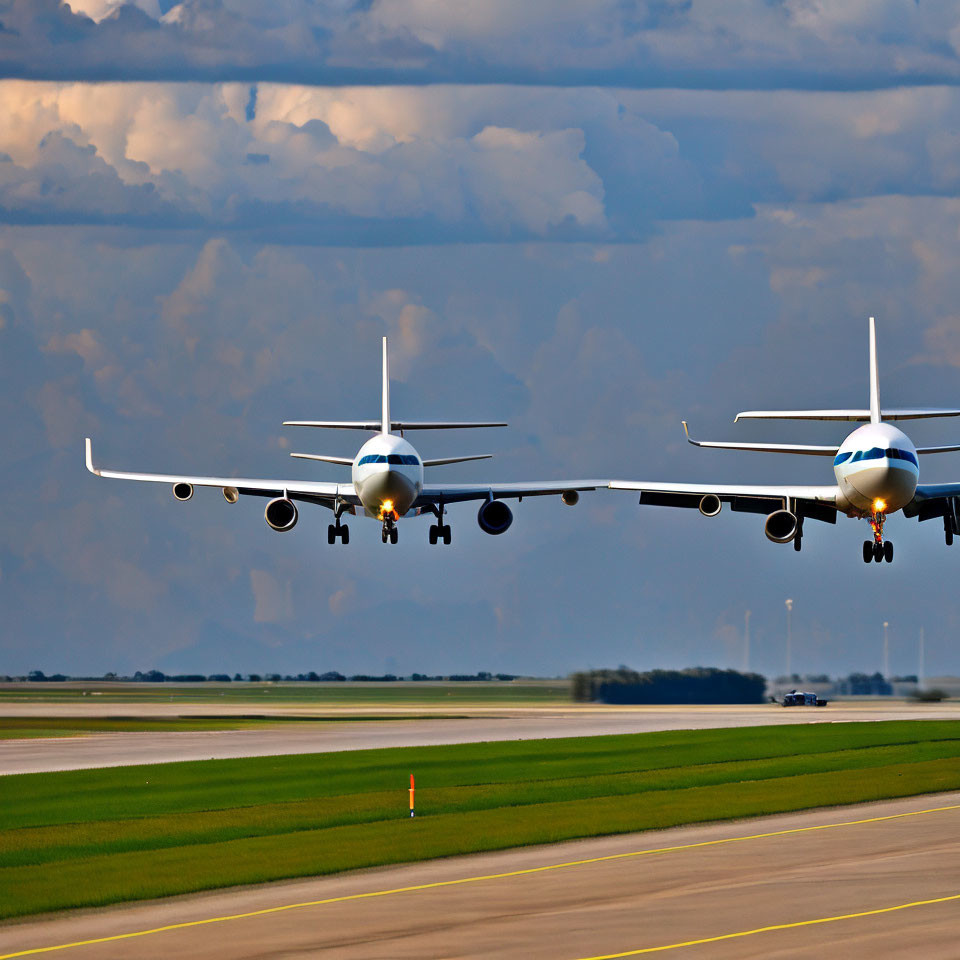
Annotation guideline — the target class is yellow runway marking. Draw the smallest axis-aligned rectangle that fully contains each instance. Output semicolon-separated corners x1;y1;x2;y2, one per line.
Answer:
574;892;960;957
3;801;960;958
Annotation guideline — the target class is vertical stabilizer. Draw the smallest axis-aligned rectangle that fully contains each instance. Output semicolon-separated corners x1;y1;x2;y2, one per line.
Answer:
868;316;881;423
381;336;391;434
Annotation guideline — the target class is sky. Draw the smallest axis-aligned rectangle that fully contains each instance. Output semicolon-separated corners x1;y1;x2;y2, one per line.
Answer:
3;1;960;680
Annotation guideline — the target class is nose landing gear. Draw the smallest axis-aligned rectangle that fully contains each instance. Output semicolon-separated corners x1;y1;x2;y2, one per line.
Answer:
381;518;398;544
863;512;893;563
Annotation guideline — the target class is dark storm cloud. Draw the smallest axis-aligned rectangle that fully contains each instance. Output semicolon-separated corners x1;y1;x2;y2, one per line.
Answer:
2;0;960;89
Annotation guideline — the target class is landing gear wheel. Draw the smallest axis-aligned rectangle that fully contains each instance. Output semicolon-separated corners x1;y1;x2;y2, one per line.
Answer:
793;535;802;552
873;542;883;562
341;525;349;545
863;540;873;563
442;524;451;545
948;529;954;547
390;526;398;545
328;524;336;545
429;525;438;545
884;540;893;563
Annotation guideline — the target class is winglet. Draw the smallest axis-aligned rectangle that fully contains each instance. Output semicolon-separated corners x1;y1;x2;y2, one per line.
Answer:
681;420;696;445
869;316;881;424
84;437;100;476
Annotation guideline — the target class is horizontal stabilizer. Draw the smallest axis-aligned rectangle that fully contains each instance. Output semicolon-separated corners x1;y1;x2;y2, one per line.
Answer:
289;453;354;465
917;444;960;455
422;454;492;467
682;422;837;456
284;420;507;431
735;408;960;423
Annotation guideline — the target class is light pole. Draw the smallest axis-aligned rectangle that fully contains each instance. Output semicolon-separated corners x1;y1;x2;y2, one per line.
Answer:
883;621;889;679
743;609;751;674
919;626;925;691
785;598;793;680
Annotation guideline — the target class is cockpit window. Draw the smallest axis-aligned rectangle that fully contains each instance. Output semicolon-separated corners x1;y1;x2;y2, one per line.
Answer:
899;449;918;466
834;451;852;465
358;453;419;467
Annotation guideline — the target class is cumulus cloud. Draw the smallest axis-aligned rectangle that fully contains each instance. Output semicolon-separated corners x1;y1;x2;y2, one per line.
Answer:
2;0;960;88
0;81;627;239
8;81;960;240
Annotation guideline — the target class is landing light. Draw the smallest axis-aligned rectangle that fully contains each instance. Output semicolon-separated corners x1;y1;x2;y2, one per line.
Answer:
873;499;886;514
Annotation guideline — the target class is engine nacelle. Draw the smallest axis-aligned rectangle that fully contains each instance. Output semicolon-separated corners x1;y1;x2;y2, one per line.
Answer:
699;494;722;517
223;486;239;504
765;509;798;543
477;499;513;535
265;497;298;532
173;482;194;501
561;490;579;506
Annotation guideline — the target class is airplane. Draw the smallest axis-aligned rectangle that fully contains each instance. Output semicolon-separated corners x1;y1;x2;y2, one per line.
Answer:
85;338;599;544
610;317;960;564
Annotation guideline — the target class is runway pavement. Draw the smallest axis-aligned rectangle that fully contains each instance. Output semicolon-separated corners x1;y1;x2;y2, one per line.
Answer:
5;701;960;774
3;791;960;959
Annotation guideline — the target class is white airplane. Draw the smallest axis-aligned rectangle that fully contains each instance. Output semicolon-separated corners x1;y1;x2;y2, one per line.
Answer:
610;318;960;564
85;338;599;544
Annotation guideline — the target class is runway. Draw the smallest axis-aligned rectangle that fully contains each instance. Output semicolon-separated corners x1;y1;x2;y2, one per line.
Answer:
3;791;960;959
5;701;960;774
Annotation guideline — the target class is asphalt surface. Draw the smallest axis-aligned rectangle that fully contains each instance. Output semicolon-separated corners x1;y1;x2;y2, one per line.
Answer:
5;702;960;774
4;792;960;959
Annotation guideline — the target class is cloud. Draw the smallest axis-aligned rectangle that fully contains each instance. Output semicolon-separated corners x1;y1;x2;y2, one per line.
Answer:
3;0;960;89
8;81;960;241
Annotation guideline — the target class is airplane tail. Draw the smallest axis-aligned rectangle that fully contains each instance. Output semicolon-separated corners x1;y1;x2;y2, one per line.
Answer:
868;316;881;424
733;317;960;424
381;336;391;434
283;337;509;434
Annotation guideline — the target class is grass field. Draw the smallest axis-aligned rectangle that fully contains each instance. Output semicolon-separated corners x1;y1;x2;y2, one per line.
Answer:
0;681;569;706
0;715;467;739
4;720;960;919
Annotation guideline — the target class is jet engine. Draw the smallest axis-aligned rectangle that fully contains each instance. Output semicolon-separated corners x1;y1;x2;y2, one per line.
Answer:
172;482;194;501
477;499;513;535
764;509;798;543
265;497;298;532
698;494;722;517
561;490;579;506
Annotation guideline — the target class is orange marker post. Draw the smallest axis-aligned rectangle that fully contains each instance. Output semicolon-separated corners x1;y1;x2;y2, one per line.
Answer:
409;773;415;818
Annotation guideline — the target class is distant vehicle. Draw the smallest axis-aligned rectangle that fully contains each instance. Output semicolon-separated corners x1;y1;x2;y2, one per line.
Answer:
780;690;828;707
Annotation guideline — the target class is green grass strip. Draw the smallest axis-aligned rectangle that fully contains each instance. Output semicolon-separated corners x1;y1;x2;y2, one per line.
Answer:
3;738;959;868
7;720;960;829
3;756;960;920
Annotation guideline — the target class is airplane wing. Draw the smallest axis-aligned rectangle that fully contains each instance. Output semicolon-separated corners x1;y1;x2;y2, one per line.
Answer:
417;480;604;506
608;479;840;522
85;439;359;507
903;483;960;531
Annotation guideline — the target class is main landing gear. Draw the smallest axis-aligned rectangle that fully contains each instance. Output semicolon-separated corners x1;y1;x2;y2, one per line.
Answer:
327;519;349;545
946;515;954;547
862;511;893;563
428;502;451;545
328;504;350;544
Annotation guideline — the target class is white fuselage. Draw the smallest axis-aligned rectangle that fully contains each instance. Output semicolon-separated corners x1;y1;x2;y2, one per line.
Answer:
833;422;919;516
351;433;424;519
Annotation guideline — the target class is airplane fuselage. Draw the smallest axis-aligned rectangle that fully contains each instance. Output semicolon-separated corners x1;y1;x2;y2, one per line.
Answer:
352;433;424;519
833;422;918;516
